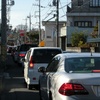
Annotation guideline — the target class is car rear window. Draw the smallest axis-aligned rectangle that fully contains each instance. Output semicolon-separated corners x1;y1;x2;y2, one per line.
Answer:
32;49;62;63
65;57;100;73
20;44;38;51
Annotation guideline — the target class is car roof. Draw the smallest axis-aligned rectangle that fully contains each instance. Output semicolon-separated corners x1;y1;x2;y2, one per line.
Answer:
63;51;77;53
29;47;62;50
20;43;38;46
55;52;100;58
7;45;17;48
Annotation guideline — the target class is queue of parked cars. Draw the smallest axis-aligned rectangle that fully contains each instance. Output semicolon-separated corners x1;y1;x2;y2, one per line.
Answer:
38;52;100;100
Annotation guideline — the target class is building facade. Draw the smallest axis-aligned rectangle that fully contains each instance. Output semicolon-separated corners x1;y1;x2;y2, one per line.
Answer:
42;21;66;50
67;0;100;50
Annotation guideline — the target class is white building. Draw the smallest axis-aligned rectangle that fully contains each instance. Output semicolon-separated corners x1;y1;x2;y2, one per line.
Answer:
42;21;66;50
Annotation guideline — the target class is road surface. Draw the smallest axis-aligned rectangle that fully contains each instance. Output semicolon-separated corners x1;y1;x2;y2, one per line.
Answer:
0;55;40;100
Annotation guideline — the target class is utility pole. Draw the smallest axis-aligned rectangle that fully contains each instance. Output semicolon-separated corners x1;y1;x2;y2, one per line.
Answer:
1;0;7;69
23;18;27;43
7;0;15;28
53;0;59;47
56;0;59;47
33;1;45;43
27;13;32;32
39;0;41;43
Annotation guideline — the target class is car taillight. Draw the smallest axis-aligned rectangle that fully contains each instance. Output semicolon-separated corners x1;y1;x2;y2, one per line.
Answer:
19;53;25;57
92;70;100;73
29;56;34;68
59;83;89;96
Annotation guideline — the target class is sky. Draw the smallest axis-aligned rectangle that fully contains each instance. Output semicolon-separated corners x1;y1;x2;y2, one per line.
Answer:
1;0;71;29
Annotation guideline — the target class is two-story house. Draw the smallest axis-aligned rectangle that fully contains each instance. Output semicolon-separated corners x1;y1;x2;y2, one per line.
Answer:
67;0;100;51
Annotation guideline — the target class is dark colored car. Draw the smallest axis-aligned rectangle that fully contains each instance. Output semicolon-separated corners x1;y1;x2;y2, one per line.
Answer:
16;43;38;66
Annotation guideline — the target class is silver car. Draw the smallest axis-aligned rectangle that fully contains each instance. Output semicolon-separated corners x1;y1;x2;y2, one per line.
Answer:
38;52;100;100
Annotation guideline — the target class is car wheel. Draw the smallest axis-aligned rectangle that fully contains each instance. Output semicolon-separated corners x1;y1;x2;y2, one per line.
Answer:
27;84;33;90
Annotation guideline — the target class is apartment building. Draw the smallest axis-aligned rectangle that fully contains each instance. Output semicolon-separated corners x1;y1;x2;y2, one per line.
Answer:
66;0;100;51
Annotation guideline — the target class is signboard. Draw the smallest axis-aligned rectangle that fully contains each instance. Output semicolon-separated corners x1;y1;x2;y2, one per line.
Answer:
19;30;25;36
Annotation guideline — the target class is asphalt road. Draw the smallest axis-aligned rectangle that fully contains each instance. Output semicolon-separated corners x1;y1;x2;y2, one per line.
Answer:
0;54;40;100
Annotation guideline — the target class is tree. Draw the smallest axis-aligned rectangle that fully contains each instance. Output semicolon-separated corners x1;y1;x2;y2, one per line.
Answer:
90;24;98;38
71;31;89;47
26;30;39;44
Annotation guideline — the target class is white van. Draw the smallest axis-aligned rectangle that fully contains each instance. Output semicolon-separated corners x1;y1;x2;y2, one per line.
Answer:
23;47;62;89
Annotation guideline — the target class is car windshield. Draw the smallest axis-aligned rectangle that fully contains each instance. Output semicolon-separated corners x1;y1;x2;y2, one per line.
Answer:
65;57;100;73
32;49;62;63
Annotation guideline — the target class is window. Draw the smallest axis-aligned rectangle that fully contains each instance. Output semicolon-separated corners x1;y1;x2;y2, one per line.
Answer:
78;0;83;6
65;57;100;73
74;21;92;27
32;49;61;63
90;0;100;7
46;56;61;72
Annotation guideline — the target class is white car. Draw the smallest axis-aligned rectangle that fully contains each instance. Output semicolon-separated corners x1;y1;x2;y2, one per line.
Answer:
23;47;62;89
38;52;100;100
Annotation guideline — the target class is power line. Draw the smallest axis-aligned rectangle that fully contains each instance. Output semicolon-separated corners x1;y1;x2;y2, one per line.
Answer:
59;0;66;20
42;10;55;21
